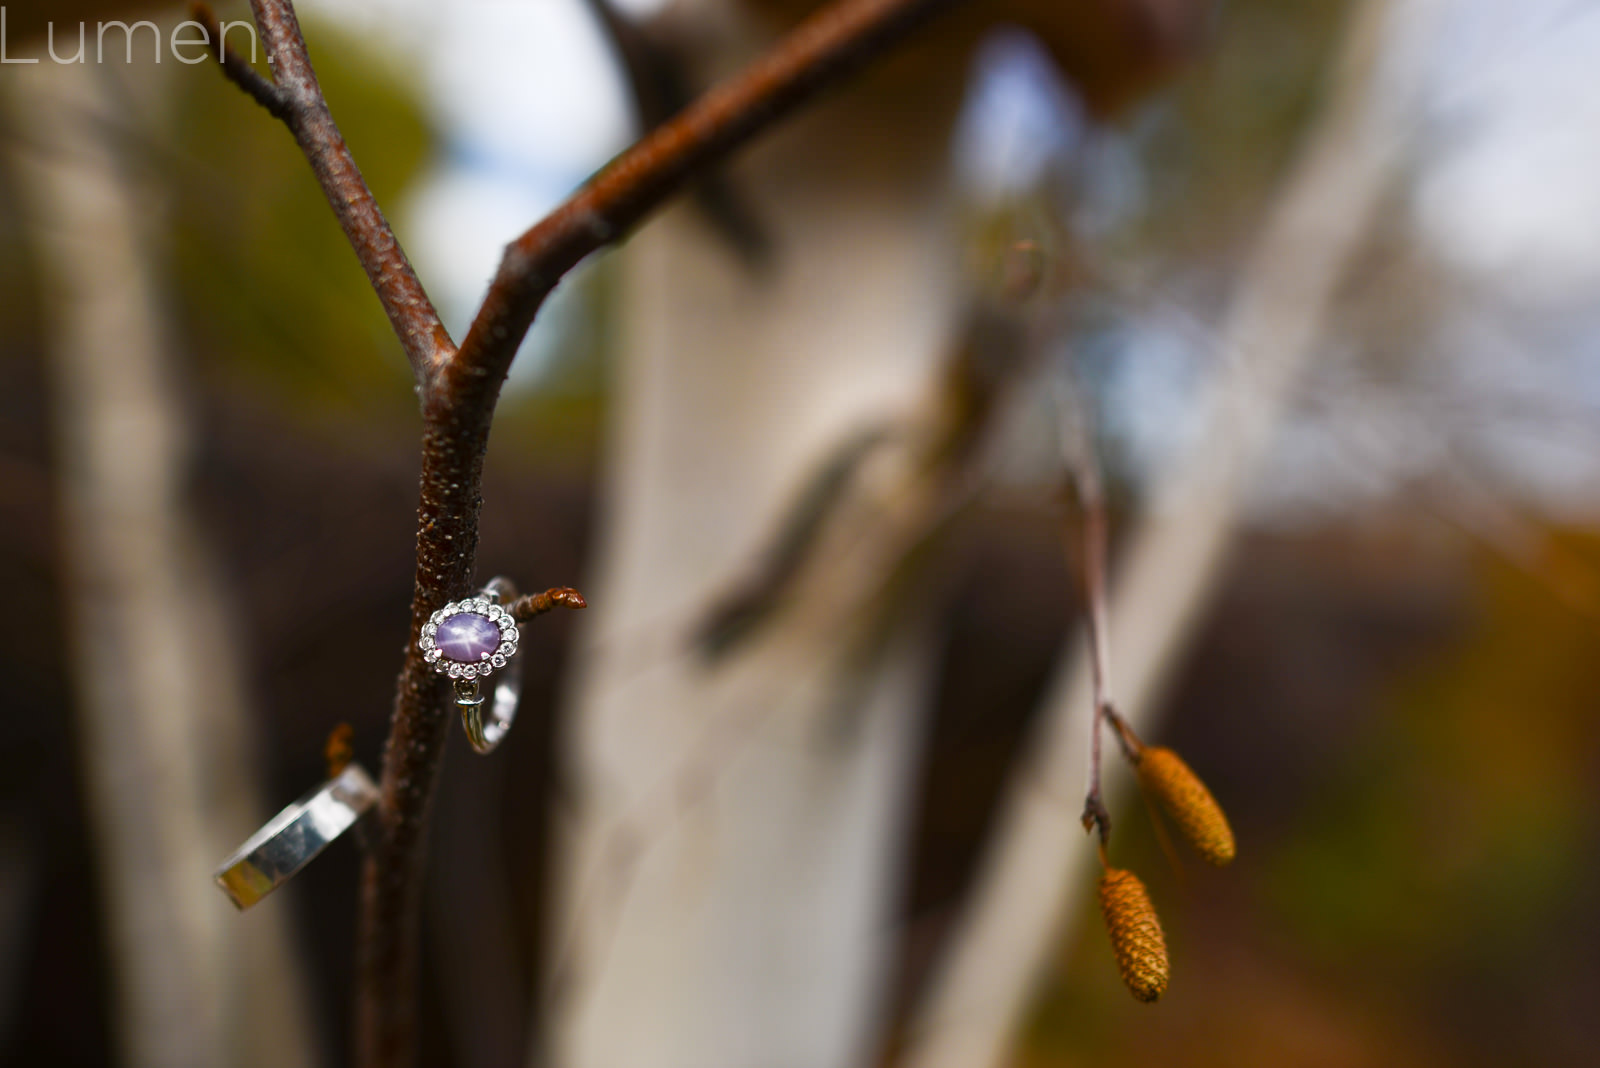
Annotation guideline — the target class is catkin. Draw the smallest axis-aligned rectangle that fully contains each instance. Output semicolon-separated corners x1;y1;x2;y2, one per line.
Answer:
1098;868;1169;1002
1138;746;1236;866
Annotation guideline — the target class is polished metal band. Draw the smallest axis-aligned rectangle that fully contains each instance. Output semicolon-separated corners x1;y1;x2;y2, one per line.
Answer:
213;763;379;910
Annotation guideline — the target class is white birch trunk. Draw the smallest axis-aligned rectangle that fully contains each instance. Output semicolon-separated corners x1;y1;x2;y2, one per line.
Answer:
547;61;971;1068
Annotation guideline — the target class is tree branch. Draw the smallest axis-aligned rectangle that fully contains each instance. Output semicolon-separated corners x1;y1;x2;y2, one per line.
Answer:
1057;385;1115;845
448;0;964;425
204;0;972;1063
196;1;453;385
193;3;288;119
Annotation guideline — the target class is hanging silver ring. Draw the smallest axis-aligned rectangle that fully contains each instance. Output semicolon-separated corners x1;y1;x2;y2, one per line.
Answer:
213;763;379;910
420;576;524;754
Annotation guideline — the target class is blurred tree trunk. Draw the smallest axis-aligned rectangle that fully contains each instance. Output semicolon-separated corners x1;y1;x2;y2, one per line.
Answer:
7;60;319;1068
547;47;970;1068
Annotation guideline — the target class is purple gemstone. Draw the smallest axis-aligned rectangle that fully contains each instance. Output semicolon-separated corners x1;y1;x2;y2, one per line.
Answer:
434;612;502;663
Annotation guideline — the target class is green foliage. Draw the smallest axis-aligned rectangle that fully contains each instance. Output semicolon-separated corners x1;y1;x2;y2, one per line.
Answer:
166;19;429;423
1269;540;1599;981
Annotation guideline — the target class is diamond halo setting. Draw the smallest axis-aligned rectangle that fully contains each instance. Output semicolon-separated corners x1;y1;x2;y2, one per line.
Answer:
419;596;519;680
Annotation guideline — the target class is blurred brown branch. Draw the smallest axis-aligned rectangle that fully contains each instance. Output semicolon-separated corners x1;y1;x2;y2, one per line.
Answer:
582;0;774;267
197;0;972;1064
191;4;287;120
1058;392;1115;847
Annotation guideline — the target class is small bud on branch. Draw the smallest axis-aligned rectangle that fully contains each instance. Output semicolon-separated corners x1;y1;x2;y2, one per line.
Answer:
507;586;588;622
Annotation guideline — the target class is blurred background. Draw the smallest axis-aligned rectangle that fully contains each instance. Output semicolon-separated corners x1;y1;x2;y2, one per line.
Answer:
3;0;1600;1066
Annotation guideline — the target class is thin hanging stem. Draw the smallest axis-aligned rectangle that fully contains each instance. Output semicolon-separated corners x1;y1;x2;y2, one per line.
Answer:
1057;379;1116;845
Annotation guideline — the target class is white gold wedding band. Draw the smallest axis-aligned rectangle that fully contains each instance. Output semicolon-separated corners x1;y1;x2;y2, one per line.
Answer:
213;763;379;910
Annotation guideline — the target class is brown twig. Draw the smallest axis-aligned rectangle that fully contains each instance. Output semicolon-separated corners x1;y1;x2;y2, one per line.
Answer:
1101;701;1143;762
1057;381;1116;846
449;0;965;425
203;0;970;1063
507;586;589;622
192;3;289;119
197;1;453;385
195;12;459;1054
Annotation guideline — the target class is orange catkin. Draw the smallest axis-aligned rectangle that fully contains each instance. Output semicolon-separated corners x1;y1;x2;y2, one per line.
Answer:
1098;867;1169;1002
1138;746;1236;866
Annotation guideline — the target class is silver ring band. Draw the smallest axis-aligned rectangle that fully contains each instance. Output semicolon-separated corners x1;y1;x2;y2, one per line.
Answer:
213;763;379;910
456;671;521;753
451;577;524;754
